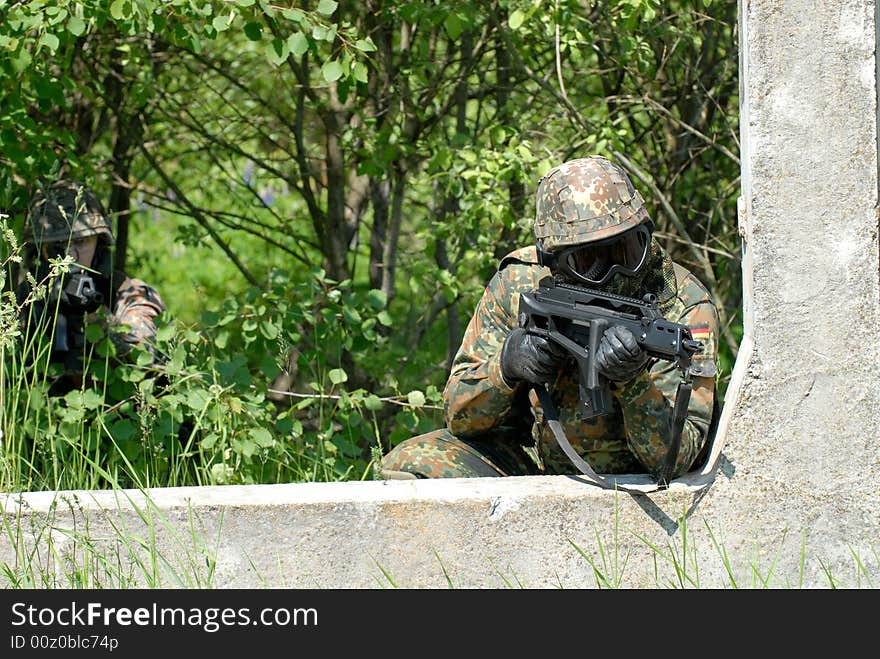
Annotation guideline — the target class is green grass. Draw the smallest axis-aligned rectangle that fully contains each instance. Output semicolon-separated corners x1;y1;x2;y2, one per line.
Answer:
1;440;225;588
0;343;368;493
1;490;224;588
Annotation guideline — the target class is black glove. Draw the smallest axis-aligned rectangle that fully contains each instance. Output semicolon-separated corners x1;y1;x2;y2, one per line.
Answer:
499;327;566;386
595;325;650;382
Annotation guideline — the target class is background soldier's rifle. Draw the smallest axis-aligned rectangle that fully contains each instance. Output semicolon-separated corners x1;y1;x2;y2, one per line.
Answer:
25;264;106;383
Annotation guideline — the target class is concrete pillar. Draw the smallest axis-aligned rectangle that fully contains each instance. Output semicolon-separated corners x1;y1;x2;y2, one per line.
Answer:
705;0;880;576
1;0;879;588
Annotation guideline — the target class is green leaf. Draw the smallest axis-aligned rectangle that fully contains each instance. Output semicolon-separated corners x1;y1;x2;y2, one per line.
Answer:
156;324;175;342
322;59;343;82
213;14;232;32
109;0;127;20
328;368;348;384
282;8;305;22
509;10;525;30
406;390;426;407
136;349;153;366
294;397;314;410
110;420;136;442
200;432;219;449
444;12;463;40
124;367;145;383
10;49;32;74
353;61;368;83
364;394;382;411
82;389;103;410
377;310;392;326
244;22;263;41
536;158;554;178
84;322;104;342
210;463;232;483
201;310;220;326
239;438;256;457
288;31;308;57
38;33;60;53
266;38;289;66
64;390;83;408
250;427;274;448
96;337;118;359
67;16;86;36
342;305;361;324
259;320;279;339
316;0;338;16
312;24;328;40
137;377;154;396
366;289;387;309
166;352;184;376
354;38;376;53
185;388;210;411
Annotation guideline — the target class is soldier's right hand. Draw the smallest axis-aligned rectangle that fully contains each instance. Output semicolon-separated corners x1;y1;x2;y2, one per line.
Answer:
499;327;566;386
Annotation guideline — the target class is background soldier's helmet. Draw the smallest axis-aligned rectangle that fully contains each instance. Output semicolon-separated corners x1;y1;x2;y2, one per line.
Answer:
24;180;115;247
534;155;651;252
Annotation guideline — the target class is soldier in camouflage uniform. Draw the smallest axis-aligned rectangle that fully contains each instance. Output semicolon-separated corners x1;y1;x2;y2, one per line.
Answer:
15;180;167;392
381;156;719;481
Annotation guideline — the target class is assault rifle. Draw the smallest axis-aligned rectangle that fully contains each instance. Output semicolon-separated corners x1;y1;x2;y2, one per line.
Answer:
19;263;106;382
517;276;703;487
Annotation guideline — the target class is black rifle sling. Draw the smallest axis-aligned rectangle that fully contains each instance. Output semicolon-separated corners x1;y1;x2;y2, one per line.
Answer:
532;384;645;493
657;378;692;486
534;377;692;491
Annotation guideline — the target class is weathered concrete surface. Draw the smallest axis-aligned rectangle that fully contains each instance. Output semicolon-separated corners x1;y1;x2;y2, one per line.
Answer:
1;0;879;588
712;0;880;582
0;476;850;589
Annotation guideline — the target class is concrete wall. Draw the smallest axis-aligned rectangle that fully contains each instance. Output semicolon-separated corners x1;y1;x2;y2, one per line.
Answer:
2;0;879;588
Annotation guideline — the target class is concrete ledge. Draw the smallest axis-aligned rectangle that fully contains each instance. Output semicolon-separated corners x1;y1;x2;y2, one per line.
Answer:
2;470;877;588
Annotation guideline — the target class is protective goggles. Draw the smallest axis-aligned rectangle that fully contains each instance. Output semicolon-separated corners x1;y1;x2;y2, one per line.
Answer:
537;223;653;287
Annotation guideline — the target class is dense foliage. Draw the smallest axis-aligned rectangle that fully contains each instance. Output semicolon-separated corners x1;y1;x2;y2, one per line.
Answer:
0;0;741;491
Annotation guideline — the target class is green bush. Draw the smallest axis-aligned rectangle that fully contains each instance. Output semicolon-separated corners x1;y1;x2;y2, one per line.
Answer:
1;226;439;491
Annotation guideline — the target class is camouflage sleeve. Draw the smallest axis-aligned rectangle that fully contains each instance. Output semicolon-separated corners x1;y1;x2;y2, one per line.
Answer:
444;263;542;437
109;277;167;356
610;288;719;477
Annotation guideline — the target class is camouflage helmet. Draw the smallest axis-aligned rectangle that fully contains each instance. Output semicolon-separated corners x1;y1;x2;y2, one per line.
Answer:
533;155;651;252
24;180;114;247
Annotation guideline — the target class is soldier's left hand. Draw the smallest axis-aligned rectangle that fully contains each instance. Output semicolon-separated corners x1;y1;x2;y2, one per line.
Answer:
595;325;650;382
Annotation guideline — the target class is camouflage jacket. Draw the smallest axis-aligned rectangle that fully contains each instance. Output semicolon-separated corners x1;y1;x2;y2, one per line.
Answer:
15;269;167;361
443;241;719;476
108;275;167;356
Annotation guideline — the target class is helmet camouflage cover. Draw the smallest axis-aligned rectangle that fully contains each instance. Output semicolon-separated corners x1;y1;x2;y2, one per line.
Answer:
24;180;114;247
534;156;651;251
